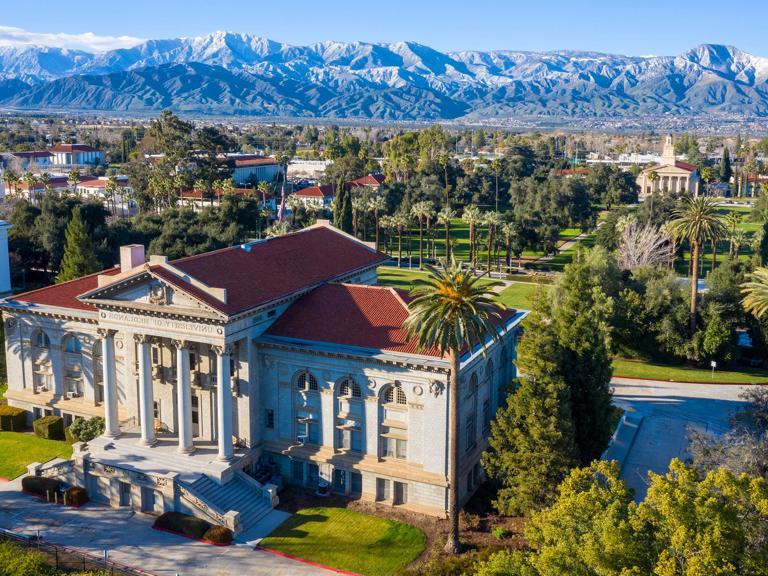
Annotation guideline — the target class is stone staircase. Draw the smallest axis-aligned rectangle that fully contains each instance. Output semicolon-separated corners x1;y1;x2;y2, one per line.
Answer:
180;473;275;534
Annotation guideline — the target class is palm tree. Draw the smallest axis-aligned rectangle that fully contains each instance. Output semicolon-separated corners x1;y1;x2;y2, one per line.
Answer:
392;213;408;268
667;196;726;333
437;205;456;261
352;196;367;238
725;212;742;257
411;201;433;269
4;170;19;199
500;221;517;272
67;168;81;196
730;230;748;259
105;175;120;215
220;178;235;198
368;195;387;251
490;158;503;211
482;211;503;274
742;267;768;319
462;204;482;268
22;171;37;203
257;181;271;210
699;166;715;197
404;257;501;554
285;194;302;226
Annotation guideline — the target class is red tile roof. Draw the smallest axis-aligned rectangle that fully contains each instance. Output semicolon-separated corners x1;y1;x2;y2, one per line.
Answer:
11;268;121;312
348;174;385;188
5;175;75;191
675;160;697;172
179;187;260;199
294;184;336;198
267;282;518;357
266;283;442;356
49;144;100;153
234;157;278;167
164;226;387;315
556;168;590;176
77;177;128;189
9;226;387;317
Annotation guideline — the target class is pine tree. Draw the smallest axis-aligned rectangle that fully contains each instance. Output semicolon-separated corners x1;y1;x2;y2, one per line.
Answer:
340;185;353;233
551;248;617;464
56;206;101;284
482;292;578;515
720;148;732;183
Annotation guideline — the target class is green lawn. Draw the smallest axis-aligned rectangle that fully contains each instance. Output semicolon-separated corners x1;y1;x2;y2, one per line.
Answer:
261;507;426;576
497;282;545;309
613;357;768;384
0;432;72;479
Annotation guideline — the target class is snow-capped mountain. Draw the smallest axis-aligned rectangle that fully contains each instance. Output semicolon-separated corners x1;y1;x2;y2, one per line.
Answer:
1;32;767;120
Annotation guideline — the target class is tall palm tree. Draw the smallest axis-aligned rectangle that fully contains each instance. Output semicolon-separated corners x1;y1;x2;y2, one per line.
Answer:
437;205;456;261
729;230;747;259
257;181;272;210
742;267;768;319
4;170;19;199
667;196;726;333
482;211;503;274
411;201;433;269
392;213;408;268
404;257;501;554
22;171;37;203
67;168;81;196
368;195;387;251
352;196;367;238
462;204;482;267
490;158;503;212
500;221;517;272
725;212;742;257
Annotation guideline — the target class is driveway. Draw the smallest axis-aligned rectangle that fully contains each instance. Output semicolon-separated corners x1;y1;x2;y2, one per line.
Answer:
0;478;332;576
611;377;755;500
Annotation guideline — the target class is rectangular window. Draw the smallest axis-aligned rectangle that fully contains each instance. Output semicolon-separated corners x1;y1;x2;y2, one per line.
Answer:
153;400;160;420
191;395;199;425
483;399;491;433
376;478;390;501
308;464;319;486
291;461;304;484
265;409;274;429
351;430;362;453
333;469;346;493
189;351;197;371
465;416;476;453
151;346;160;365
382;437;407;459
350;472;362;496
394;481;408;505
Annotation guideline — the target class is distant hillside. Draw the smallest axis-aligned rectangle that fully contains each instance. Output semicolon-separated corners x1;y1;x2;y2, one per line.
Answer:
1;32;768;121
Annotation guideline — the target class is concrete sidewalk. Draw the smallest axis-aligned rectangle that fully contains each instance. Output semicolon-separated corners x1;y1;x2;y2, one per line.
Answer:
0;478;330;576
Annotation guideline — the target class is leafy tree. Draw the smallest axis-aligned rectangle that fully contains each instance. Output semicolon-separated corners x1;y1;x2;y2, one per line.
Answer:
69;416;105;442
720;147;733;183
482;292;577;515
57;206;101;283
404;258;501;553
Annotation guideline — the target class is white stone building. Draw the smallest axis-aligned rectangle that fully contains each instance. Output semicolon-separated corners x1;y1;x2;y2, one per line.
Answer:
1;224;524;533
636;135;701;198
49;144;105;169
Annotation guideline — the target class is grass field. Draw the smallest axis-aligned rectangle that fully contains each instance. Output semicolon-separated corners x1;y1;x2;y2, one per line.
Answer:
497;282;545;309
0;432;72;479
613;357;768;384
261;507;426;576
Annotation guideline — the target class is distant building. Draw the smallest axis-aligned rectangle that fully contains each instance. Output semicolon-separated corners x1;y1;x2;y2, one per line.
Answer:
636;135;700;197
50;144;104;169
3;174;74;201
293;183;337;209
75;176;134;217
230;156;283;187
12;151;53;170
179;186;276;212
347;174;385;189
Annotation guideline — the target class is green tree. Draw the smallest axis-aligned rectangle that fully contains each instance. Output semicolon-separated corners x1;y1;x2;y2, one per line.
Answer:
411;200;433;268
720;147;733;183
462;204;482;266
482;292;577;515
667;196;726;333
404;258;501;553
57;206;101;283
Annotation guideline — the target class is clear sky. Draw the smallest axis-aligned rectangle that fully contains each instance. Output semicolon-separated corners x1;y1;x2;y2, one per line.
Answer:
1;0;767;56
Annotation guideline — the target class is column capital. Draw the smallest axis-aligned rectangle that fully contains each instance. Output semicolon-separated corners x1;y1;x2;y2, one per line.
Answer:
212;343;234;357
171;339;190;350
133;334;152;345
97;328;117;339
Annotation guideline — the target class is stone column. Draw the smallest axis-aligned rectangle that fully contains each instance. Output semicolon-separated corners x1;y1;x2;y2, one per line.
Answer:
98;329;120;438
135;334;156;447
173;340;194;454
214;344;234;461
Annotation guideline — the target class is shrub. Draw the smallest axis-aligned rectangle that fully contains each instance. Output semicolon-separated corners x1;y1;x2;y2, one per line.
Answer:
68;416;105;442
0;405;27;431
64;425;75;444
492;526;511;540
0;541;55;576
65;486;89;506
154;512;211;540
21;475;63;497
202;524;233;545
32;415;64;440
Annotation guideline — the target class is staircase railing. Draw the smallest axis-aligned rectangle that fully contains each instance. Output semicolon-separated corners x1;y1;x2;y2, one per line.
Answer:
176;480;241;534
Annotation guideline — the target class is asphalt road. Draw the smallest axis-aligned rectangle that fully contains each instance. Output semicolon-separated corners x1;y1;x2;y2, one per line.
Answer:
611;377;755;501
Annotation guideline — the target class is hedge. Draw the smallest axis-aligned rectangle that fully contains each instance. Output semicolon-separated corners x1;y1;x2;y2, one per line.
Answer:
0;405;27;431
21;475;63;497
154;512;232;545
65;486;88;506
32;415;64;440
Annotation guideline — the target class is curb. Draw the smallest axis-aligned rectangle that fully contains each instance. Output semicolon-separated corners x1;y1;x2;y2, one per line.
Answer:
601;413;643;473
152;525;231;547
613;374;768;386
255;545;362;575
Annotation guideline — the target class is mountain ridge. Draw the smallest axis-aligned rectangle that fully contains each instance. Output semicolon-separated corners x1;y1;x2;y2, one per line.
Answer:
1;32;767;121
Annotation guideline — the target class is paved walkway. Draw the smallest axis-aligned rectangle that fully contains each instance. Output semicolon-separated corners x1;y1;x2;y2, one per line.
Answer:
610;377;755;500
0;478;330;576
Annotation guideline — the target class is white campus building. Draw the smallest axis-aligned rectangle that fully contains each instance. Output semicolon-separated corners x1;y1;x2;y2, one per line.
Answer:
0;223;524;533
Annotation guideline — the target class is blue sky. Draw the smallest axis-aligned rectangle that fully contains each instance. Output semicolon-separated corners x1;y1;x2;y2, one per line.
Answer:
1;0;767;55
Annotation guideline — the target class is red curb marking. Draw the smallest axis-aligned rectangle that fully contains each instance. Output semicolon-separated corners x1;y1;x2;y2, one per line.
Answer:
152;526;231;547
255;545;362;575
0;477;8;482
613;374;768;386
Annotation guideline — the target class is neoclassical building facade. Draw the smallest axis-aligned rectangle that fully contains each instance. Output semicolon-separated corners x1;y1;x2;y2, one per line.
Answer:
636;135;701;198
1;223;524;533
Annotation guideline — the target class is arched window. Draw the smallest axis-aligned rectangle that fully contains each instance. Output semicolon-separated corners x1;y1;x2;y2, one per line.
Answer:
63;334;81;354
339;378;361;399
296;371;318;391
384;385;407;405
466;372;478;397
485;360;494;382
33;331;50;349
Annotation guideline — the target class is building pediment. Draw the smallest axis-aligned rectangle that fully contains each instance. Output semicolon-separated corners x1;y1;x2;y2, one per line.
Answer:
78;270;225;319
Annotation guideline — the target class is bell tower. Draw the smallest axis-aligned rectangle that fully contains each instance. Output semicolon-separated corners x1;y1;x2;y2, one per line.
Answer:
661;134;676;166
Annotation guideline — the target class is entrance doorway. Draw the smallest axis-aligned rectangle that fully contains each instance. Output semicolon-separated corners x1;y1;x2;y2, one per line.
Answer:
119;481;132;507
191;394;200;437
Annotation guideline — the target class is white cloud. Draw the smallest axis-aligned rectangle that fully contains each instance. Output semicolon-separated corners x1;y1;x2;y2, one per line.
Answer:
0;26;144;52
